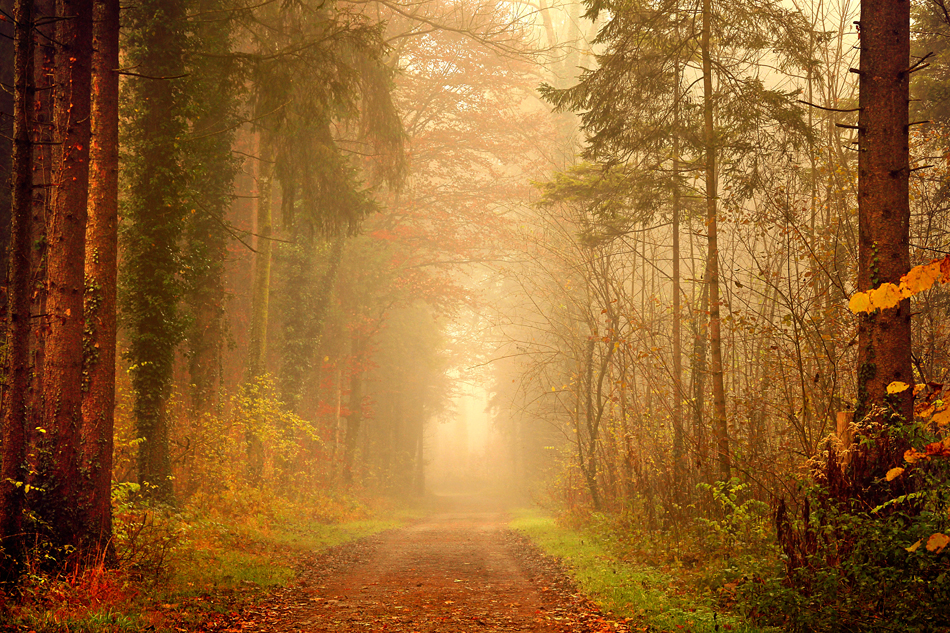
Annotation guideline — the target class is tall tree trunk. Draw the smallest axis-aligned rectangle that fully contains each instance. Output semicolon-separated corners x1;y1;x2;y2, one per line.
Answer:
0;0;13;282
690;265;710;486
671;49;685;510
278;234;345;413
246;141;274;382
184;0;237;416
342;335;365;486
243;140;274;485
581;335;602;510
81;0;119;560
125;0;188;502
0;0;35;579
702;0;729;482
854;0;913;477
39;0;94;553
27;0;56;423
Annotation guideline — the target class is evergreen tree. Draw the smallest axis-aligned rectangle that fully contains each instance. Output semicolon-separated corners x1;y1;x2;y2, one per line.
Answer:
540;0;810;488
0;0;35;579
81;0;121;560
852;0;914;484
242;0;404;390
36;0;95;556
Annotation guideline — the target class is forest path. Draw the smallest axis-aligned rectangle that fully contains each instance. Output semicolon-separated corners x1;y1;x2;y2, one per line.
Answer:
235;492;629;632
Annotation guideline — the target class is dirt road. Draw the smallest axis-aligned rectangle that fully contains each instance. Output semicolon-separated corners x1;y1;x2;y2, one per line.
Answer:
236;493;629;632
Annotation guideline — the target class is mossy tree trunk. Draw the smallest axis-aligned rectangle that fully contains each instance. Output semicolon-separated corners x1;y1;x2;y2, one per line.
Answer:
123;0;189;502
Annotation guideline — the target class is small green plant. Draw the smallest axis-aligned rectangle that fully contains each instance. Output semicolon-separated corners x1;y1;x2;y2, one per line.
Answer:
112;483;180;581
742;421;950;632
695;478;772;556
511;509;770;633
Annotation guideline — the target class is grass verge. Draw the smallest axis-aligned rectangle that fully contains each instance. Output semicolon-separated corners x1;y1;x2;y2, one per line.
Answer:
510;509;773;633
1;494;407;633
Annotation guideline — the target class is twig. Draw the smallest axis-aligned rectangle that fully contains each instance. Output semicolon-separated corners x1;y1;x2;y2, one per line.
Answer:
798;99;860;113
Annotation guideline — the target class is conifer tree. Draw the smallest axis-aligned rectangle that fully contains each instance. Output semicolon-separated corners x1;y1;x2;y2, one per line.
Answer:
81;0;120;558
0;0;36;579
37;0;95;553
540;0;810;488
852;0;914;484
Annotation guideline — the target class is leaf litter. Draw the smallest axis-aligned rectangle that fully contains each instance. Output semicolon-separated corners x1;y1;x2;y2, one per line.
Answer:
171;501;632;633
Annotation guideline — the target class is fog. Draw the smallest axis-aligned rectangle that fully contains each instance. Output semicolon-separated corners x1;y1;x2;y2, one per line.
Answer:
427;385;500;495
2;4;948;626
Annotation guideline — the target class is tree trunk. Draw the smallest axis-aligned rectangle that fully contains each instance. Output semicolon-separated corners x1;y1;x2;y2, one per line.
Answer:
580;336;602;510
246;140;274;382
125;0;188;502
671;50;685;510
0;0;35;579
38;0;94;554
342;336;365;486
691;266;710;486
0;0;13;284
26;0;56;424
854;0;913;477
184;0;237;416
243;140;274;486
702;0;730;482
81;0;119;561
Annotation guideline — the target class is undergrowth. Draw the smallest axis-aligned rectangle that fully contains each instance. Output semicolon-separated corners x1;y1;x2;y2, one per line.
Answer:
511;482;779;633
0;489;403;633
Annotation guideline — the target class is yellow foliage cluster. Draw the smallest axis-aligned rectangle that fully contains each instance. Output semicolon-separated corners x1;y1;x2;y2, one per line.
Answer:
848;255;950;313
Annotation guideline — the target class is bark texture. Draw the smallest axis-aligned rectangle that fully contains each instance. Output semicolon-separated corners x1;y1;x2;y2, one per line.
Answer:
0;0;36;579
853;0;913;485
38;0;94;552
81;0;120;559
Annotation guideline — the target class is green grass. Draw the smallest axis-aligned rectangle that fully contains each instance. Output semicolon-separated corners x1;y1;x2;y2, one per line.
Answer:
510;509;773;633
1;497;407;633
268;518;403;553
166;511;403;596
11;611;149;633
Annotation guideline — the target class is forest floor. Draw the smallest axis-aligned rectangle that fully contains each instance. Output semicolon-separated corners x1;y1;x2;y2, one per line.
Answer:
188;492;631;633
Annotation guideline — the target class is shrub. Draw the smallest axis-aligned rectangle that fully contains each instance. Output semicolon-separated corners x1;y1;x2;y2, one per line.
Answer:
742;424;950;632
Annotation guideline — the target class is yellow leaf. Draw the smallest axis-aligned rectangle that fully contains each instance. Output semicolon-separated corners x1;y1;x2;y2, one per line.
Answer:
906;539;923;553
926;533;950;553
901;260;943;297
905;448;927;464
886;381;910;394
869;283;902;311
848;292;872;314
885;467;905;481
933;408;950;427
